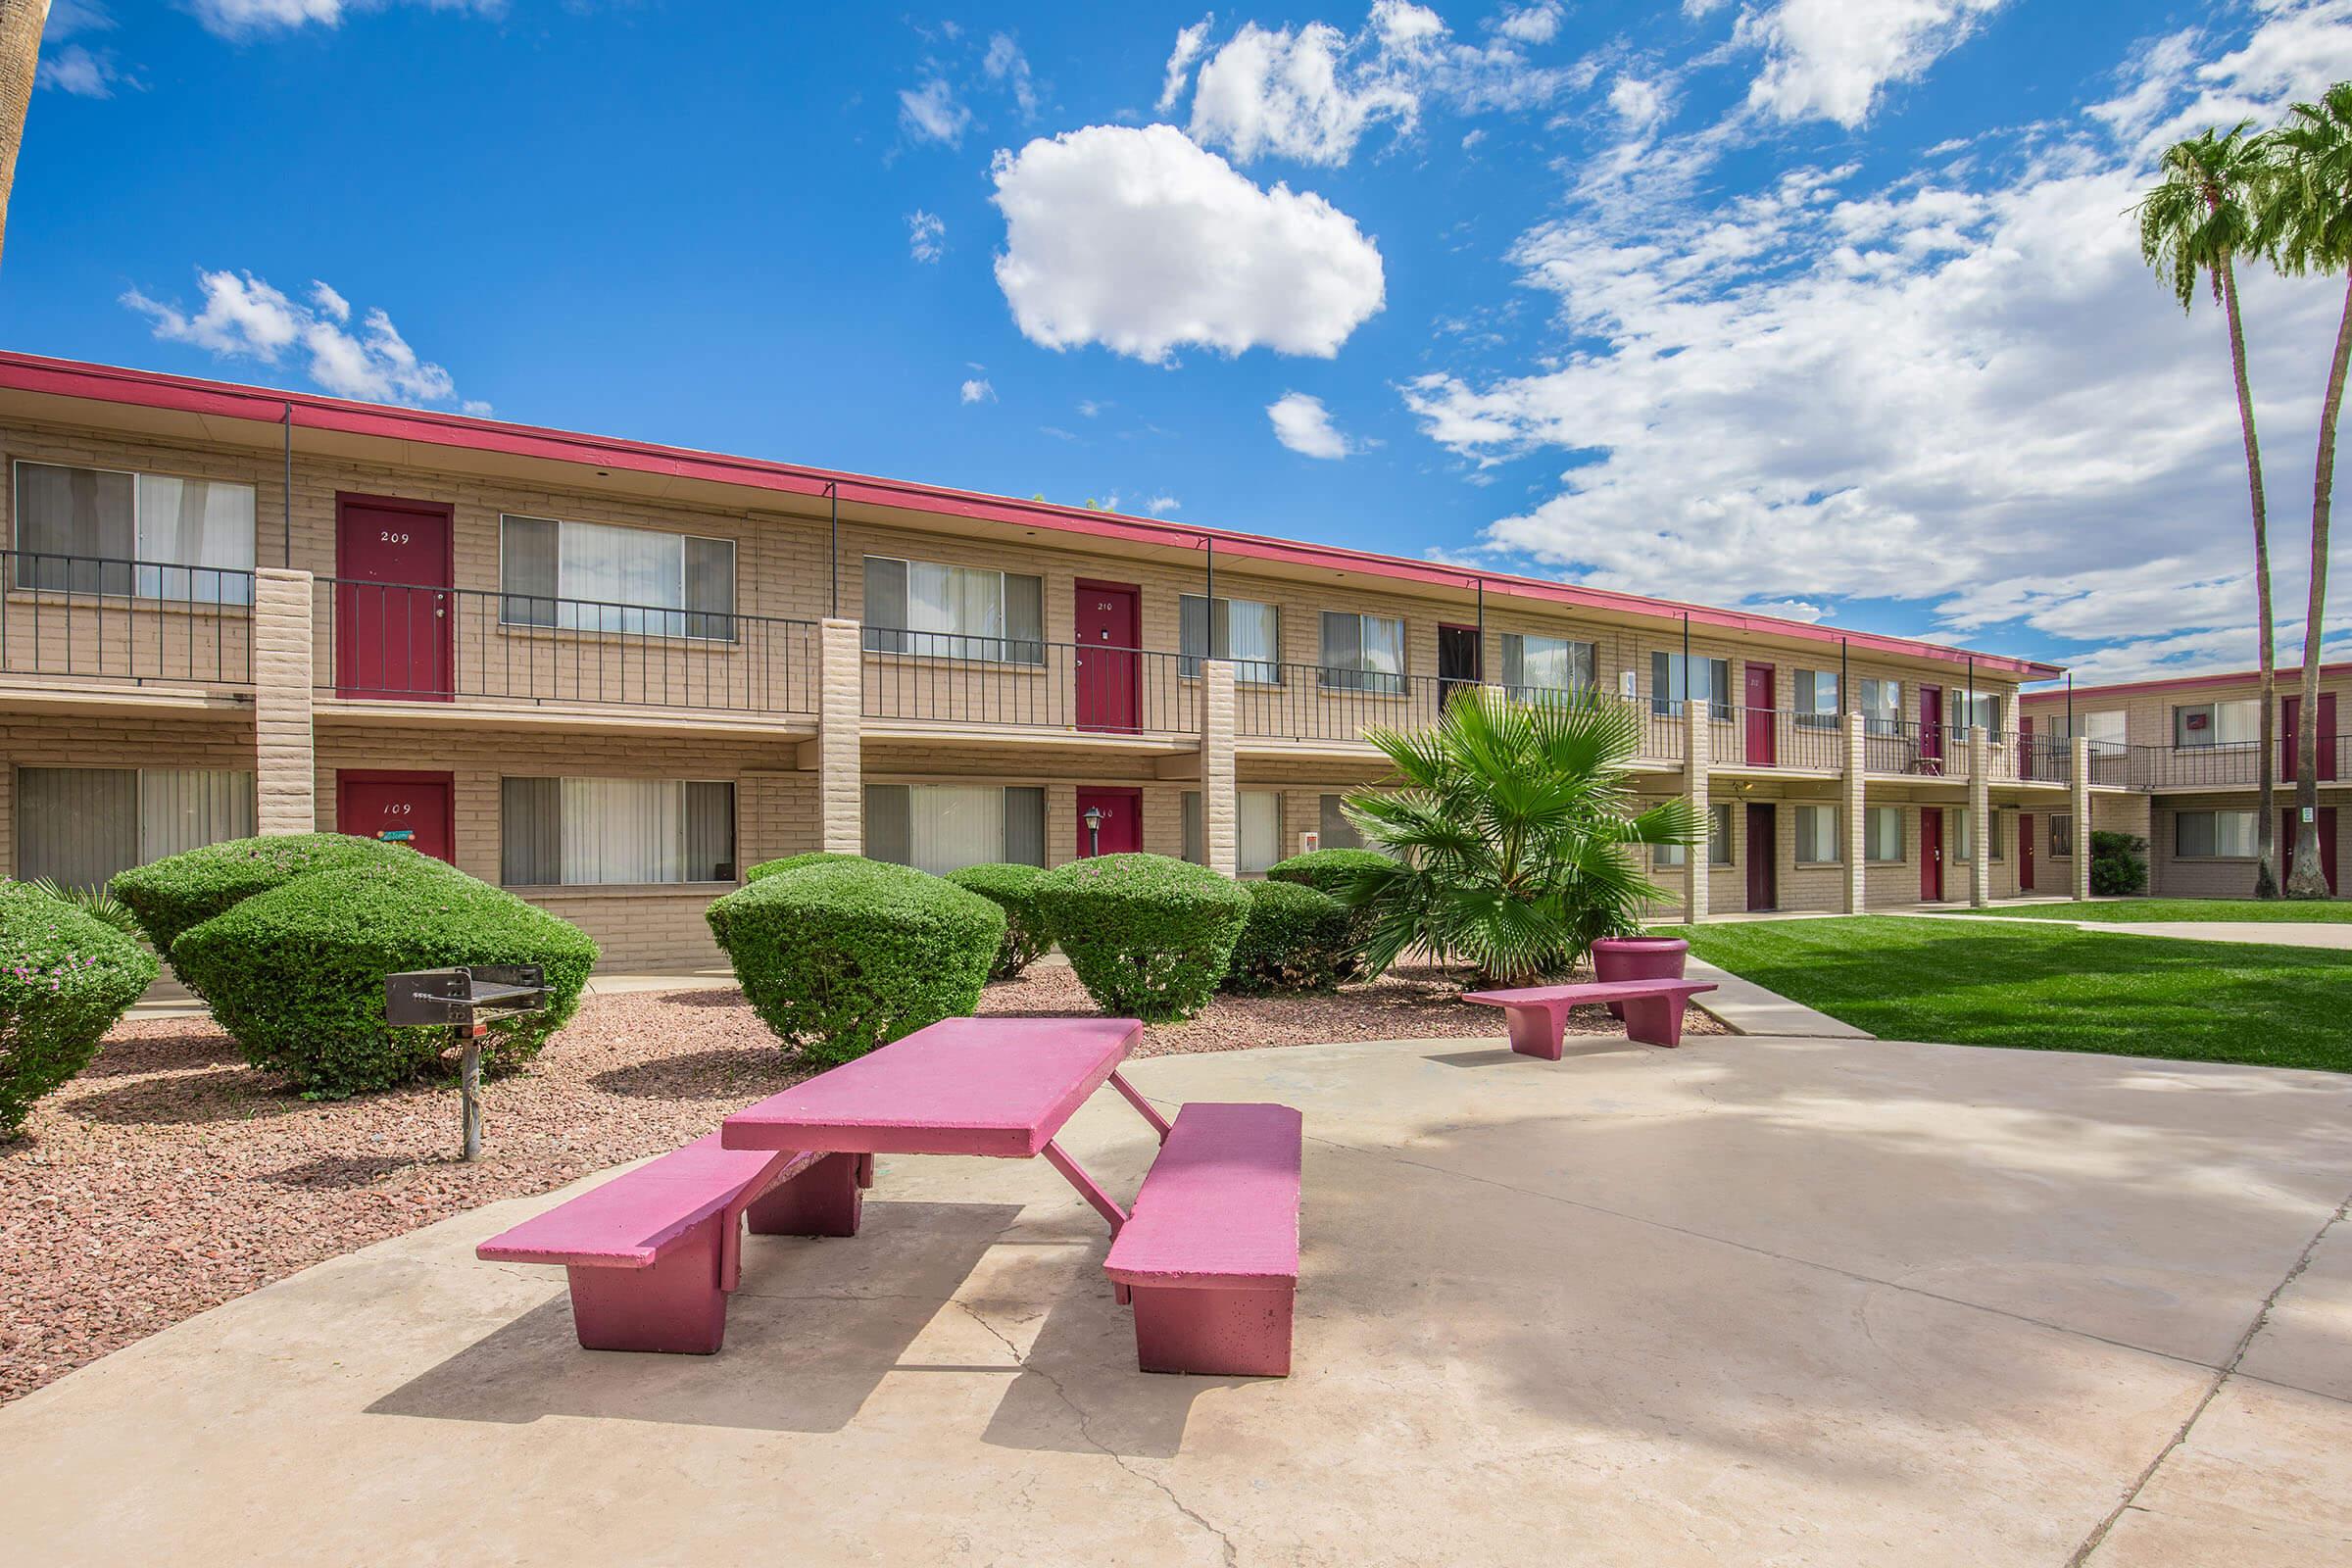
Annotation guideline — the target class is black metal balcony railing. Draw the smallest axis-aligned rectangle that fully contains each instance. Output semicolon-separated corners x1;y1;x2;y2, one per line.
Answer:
317;579;817;712
861;637;1196;734
1232;662;1446;743
2015;732;2073;782
1713;706;1844;771
1;550;254;687
2121;738;2348;790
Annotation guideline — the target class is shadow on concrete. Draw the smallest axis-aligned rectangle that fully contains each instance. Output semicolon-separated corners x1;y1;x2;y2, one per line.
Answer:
367;1200;1025;1434
1425;1041;1639;1069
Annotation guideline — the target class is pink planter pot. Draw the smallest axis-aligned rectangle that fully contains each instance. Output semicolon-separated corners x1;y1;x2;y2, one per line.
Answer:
1591;936;1690;1020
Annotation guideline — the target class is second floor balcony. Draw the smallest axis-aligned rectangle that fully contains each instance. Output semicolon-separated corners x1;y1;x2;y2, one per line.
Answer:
0;549;255;697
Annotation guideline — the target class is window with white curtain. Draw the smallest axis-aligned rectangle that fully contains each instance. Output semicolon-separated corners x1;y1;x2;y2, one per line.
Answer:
861;556;1044;664
16;766;257;890
1317;612;1405;694
1793;668;1840;728
1656;804;1734;868
2176;809;2258;858
499;514;735;639
13;462;255;603
863;784;1046;873
500;777;736;885
2050;813;2075;858
2173;699;2260;749
1865;806;1904;862
1181;789;1280;872
1650;652;1732;720
1860;677;1902;736
1179;594;1282;684
1795;804;1841;863
1501;632;1594;696
1957;808;2004;861
1950;689;2006;737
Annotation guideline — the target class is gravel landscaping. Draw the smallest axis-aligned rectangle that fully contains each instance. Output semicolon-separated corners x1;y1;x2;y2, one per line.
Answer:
0;966;1719;1405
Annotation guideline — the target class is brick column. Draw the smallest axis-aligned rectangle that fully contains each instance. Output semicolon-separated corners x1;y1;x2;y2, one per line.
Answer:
1200;660;1239;877
1969;725;1991;907
253;567;316;836
1683;698;1709;922
2071;735;2093;901
1843;710;1867;913
818;617;863;854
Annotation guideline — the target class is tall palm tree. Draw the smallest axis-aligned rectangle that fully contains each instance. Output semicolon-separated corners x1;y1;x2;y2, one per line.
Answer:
0;0;50;275
1337;688;1697;986
2137;124;2283;896
2261;83;2352;899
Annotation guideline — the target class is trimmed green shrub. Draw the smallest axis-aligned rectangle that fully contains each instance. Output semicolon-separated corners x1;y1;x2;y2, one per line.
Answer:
744;851;866;882
0;882;159;1136
1224;880;1353;996
1035;853;1250;1022
708;859;1004;1066
945;862;1053;980
170;860;597;1100
2090;831;2151;897
1264;847;1396;899
112;832;428;956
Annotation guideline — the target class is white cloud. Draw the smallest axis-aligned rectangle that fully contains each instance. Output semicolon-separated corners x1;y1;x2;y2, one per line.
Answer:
1608;75;1667;127
1402;1;2352;670
1158;15;1214;112
959;378;996;405
906;210;947;263
899;76;970;146
1731;0;2008;128
1496;3;1563;45
122;270;476;410
1176;2;1577;167
990;123;1386;364
187;0;501;38
35;44;122;97
1077;399;1106;417
983;32;1039;120
43;0;116;38
1267;391;1354;458
1144;493;1182;514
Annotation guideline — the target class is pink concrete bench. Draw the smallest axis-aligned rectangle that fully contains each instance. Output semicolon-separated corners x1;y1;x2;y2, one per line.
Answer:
476;1133;869;1354
1103;1102;1303;1378
1463;978;1719;1057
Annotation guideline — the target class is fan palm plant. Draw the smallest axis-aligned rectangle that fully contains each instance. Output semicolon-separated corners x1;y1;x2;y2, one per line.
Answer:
1337;687;1698;986
2259;83;2352;899
2137;123;2283;895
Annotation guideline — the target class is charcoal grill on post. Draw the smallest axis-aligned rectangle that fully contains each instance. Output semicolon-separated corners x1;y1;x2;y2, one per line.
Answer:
383;965;548;1160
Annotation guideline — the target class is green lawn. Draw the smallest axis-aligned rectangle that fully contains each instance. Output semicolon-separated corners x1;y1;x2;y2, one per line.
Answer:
1930;899;2352;924
1658;916;2352;1073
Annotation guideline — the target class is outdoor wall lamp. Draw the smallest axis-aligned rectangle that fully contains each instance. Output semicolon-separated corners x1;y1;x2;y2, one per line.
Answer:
1083;806;1104;858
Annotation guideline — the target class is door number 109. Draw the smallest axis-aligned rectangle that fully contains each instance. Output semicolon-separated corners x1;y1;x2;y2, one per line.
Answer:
379;803;414;815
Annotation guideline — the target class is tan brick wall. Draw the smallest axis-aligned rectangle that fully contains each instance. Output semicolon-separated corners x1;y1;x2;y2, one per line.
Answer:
2146;788;2348;899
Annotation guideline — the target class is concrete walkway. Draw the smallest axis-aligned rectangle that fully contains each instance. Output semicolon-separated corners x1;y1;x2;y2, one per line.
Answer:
1685;954;1874;1038
7;1033;2351;1565
1927;913;2352;951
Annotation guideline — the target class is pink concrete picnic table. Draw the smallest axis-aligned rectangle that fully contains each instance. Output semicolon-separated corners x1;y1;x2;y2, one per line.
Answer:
719;1014;1166;1234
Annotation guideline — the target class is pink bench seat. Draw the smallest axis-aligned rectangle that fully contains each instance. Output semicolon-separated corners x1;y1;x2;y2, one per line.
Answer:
477;1134;866;1354
1103;1102;1302;1377
1463;978;1719;1057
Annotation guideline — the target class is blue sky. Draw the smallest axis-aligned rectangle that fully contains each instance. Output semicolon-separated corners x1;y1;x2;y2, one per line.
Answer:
13;1;2352;684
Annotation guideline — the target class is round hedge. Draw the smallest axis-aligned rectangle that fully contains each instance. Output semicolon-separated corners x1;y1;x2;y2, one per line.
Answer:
170;860;597;1100
1224;880;1354;996
0;882;160;1136
707;859;1004;1066
744;851;866;882
944;862;1052;980
112;832;431;957
1264;847;1395;899
1034;854;1250;1023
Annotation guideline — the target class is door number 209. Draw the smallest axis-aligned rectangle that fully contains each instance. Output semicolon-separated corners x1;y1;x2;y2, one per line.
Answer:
379;530;412;545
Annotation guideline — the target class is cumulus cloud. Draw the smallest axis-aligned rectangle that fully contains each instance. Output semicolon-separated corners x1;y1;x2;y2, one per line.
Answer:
1401;0;2352;674
906;210;947;263
1267;392;1355;458
1727;0;2008;128
121;270;477;410
959;377;996;405
1496;3;1564;45
1158;15;1214;111
1608;75;1666;127
990;123;1386;364
1175;2;1577;167
187;0;501;38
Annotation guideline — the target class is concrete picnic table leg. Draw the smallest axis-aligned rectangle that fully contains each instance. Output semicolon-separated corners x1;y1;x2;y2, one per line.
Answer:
1620;993;1689;1049
745;1152;870;1238
1503;1003;1568;1061
566;1225;731;1355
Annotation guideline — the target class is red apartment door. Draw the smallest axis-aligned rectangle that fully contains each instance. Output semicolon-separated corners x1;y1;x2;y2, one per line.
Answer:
2019;814;2035;891
1920;807;1945;902
1919;686;1943;768
336;495;454;699
1438;624;1483;705
2281;693;2339;782
1745;803;1776;910
1075;787;1142;858
1074;581;1140;732
1744;664;1775;765
2283;808;2339;895
337;771;455;863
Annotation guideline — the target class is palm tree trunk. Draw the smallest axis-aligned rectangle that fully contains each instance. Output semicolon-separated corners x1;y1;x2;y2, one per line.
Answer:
0;0;51;276
2286;272;2351;899
2219;257;2280;897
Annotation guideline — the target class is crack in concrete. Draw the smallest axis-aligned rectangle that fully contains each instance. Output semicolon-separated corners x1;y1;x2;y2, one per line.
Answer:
2068;1184;2352;1567
950;1298;1240;1568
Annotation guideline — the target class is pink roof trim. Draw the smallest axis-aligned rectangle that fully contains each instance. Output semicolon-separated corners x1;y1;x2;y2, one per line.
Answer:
0;350;2061;679
2019;661;2352;703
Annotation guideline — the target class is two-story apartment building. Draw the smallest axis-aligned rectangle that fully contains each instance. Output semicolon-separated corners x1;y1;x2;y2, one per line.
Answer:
2021;664;2347;898
0;352;2074;968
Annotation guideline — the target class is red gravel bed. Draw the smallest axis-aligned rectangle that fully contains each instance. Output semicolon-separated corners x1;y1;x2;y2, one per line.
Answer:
0;970;1717;1405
